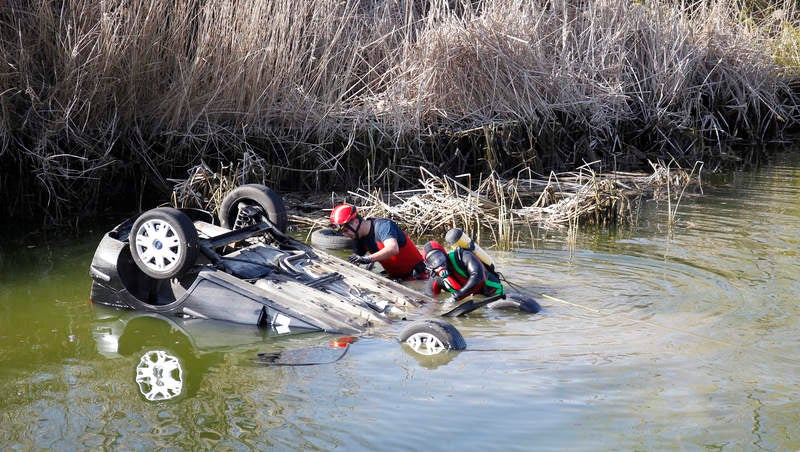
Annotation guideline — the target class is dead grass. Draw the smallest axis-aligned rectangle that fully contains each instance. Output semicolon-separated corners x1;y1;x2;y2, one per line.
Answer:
327;161;698;247
171;158;699;248
0;0;797;230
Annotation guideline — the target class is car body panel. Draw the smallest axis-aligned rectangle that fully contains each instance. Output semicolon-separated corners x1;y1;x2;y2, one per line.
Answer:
89;213;432;336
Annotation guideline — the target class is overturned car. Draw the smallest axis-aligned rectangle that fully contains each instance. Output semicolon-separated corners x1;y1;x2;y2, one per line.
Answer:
88;184;465;355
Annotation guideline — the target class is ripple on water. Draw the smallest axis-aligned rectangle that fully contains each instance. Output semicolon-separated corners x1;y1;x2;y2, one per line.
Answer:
499;247;741;318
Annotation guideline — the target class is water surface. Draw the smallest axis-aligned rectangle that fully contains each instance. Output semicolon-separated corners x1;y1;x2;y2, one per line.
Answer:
1;155;798;450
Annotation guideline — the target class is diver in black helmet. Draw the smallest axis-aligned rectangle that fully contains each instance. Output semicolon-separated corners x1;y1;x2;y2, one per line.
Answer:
423;240;503;303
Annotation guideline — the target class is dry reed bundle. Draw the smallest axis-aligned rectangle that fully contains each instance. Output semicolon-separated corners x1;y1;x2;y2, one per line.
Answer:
167;157;696;248
345;161;697;246
349;167;508;240
169;151;272;212
1;0;798;232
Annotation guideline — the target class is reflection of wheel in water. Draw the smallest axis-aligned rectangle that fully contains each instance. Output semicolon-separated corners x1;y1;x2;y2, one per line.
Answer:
136;350;184;401
398;319;466;355
399;343;459;369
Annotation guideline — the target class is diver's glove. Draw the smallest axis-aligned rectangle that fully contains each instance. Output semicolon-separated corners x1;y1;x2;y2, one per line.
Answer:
447;294;460;304
348;254;371;265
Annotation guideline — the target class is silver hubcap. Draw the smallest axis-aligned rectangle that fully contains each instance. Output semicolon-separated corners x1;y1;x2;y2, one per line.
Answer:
405;332;447;355
134;219;182;273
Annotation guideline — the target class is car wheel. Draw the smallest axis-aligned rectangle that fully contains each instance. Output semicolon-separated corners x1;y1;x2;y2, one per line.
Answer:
398;319;466;355
310;228;354;250
129;207;199;280
489;296;541;313
219;184;288;233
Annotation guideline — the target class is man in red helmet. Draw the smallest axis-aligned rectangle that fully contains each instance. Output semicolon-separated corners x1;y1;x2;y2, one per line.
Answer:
330;204;427;280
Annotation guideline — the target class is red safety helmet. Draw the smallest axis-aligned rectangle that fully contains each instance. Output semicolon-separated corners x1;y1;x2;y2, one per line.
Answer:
330;204;359;231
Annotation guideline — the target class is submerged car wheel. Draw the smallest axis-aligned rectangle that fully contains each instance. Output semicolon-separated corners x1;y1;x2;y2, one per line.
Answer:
399;319;466;355
489;296;541;313
219;184;288;233
129;207;199;280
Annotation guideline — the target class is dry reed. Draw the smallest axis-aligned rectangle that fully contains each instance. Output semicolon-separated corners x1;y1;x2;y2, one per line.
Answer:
345;161;698;247
169;157;698;248
1;0;798;231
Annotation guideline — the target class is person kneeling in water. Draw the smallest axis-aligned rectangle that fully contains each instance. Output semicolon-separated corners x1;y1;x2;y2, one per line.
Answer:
423;240;503;303
330;203;427;280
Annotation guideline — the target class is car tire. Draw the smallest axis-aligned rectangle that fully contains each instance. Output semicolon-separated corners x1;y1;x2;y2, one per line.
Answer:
310;228;354;250
398;319;466;355
219;184;288;233
129;207;199;280
489;296;541;313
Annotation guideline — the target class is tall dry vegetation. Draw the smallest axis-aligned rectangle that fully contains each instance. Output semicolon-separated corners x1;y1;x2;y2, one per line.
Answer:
0;0;798;231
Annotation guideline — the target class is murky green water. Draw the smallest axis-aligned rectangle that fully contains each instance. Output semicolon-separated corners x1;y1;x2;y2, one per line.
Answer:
1;154;799;450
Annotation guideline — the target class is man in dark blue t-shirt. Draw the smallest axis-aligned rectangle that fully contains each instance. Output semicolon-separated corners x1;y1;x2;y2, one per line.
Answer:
330;204;427;279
